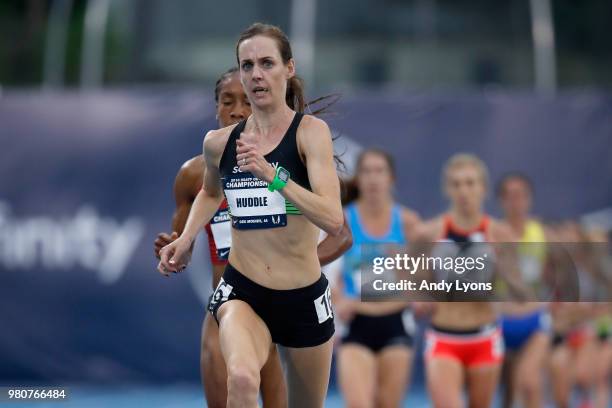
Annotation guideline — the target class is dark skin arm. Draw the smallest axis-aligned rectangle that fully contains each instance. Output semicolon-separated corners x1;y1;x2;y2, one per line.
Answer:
170;157;203;234
317;213;352;266
154;156;203;259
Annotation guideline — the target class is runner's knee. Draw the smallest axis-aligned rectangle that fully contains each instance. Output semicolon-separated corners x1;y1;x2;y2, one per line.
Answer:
227;360;260;397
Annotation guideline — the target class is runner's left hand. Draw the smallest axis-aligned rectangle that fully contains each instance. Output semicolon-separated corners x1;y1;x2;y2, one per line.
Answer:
236;137;275;183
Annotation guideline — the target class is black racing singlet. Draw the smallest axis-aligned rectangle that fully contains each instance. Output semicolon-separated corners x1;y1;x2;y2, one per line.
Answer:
219;112;311;230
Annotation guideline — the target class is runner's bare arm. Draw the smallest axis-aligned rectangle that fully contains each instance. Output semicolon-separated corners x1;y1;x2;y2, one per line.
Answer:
154;158;202;259
180;131;226;243
158;130;227;273
491;221;534;301
317;214;352;266
404;218;443;301
172;157;203;234
280;117;343;235
401;207;422;242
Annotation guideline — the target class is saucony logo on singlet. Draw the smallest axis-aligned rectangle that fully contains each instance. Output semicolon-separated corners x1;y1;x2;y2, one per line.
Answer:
232;161;279;174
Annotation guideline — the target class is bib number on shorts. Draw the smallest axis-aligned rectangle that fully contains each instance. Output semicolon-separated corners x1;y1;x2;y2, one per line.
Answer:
314;285;333;323
223;173;287;230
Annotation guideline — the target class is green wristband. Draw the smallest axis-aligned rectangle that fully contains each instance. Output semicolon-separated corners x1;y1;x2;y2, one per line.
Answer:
268;166;290;192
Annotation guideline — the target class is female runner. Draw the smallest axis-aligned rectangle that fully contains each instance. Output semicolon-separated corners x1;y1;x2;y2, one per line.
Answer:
159;23;344;407
415;154;523;408
497;173;552;408
154;67;351;407
334;148;419;407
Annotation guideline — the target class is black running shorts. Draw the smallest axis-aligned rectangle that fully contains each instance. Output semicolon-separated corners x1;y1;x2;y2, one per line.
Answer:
208;263;335;348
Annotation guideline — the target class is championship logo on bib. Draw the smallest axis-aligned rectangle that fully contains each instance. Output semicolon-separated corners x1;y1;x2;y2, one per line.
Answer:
223;172;287;230
210;207;231;259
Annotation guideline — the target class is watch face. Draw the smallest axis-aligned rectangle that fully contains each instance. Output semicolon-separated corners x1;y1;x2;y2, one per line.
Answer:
278;168;289;182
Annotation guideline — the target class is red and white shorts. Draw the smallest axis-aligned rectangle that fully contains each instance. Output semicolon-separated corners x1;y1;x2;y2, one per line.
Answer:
425;324;504;367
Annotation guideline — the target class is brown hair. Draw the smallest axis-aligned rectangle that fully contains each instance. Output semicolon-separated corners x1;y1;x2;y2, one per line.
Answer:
236;23;305;112
496;172;534;198
342;149;396;205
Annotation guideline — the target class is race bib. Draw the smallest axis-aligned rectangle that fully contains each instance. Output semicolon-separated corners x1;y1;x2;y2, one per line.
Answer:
223;172;287;230
210;207;231;259
314;285;333;323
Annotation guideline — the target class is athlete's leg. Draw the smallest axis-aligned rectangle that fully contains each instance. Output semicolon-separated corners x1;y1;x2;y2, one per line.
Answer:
513;332;550;408
594;340;612;408
217;300;272;408
201;313;227;408
260;343;287;408
465;364;502;408
375;346;412;408
337;344;377;408
426;358;464;408
501;352;517;408
575;337;597;402
280;339;334;408
550;345;572;408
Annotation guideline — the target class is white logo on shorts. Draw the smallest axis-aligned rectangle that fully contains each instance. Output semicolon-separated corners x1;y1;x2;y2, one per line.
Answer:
212;278;234;305
424;334;436;357
492;331;504;358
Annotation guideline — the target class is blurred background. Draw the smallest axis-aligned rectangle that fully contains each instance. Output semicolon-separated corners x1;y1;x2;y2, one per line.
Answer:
2;0;612;90
1;0;611;407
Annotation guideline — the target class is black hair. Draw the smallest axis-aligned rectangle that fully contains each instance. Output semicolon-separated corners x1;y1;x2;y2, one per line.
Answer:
496;172;534;198
214;67;239;103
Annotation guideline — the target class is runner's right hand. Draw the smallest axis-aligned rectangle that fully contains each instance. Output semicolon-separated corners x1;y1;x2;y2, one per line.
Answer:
158;236;192;277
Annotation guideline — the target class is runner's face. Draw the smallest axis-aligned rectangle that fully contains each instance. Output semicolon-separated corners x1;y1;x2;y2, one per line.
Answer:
446;164;486;214
238;35;294;109
500;178;531;219
216;74;251;127
357;153;394;201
